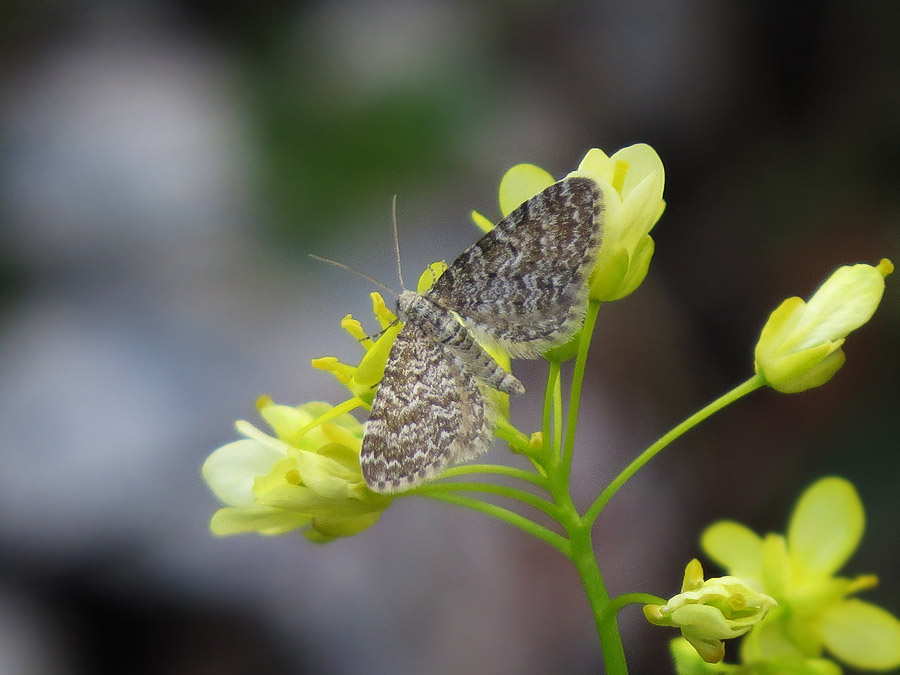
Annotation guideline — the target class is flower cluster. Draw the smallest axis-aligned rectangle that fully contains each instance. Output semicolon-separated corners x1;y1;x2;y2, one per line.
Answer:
202;397;391;542
664;477;900;672
645;559;777;663
200;144;898;675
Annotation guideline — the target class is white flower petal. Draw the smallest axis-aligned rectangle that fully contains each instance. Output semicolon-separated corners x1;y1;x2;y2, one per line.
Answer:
202;439;285;507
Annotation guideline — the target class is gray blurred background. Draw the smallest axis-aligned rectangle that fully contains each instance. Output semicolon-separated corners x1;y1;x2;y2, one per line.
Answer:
1;1;898;674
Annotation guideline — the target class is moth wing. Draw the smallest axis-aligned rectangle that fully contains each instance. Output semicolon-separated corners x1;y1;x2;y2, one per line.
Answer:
360;322;495;494
428;177;603;358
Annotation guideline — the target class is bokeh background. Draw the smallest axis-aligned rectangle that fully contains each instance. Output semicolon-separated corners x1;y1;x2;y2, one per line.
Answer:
1;2;898;673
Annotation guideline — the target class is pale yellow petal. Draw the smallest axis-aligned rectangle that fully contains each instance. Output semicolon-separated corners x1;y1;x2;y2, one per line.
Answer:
787;477;864;578
701;521;764;586
821;599;900;669
498;164;555;217
210;505;310;536
202;439;285;507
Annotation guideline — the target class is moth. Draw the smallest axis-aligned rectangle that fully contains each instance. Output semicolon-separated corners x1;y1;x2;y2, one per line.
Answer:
360;177;604;493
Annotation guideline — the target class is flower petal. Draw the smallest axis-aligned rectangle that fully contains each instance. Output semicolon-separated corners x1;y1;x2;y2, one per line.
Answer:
202;439;286;507
310;511;382;538
355;323;403;387
761;534;796;601
759;346;846;394
794;263;887;350
612;143;666;201
609;234;655;301
498;164;555;217
683;632;725;664
417;262;448;294
575;148;614;182
258;402;315;445
292;450;361;497
670;604;745;640
669;637;731;674
259;484;385;516
470;210;494;234
820;599;900;669
701;521;764;587
617;169;665;247
787;477;864;578
370;292;397;329
210;505;311;536
739;612;807;661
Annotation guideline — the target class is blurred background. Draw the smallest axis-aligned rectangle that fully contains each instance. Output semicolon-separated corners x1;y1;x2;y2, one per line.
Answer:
1;1;898;673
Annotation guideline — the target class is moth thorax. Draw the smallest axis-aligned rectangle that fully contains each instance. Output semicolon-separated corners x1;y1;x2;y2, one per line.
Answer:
396;290;450;328
396;290;429;319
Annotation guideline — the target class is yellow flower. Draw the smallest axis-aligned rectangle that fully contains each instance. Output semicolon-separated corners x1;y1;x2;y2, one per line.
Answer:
646;559;776;664
471;145;666;303
754;259;892;393
701;477;900;671
312;291;402;406
202;397;391;542
568;144;666;301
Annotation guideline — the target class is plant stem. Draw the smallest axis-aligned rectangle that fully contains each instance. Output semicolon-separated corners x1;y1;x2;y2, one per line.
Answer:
439;464;546;487
584;373;766;527
494;417;534;455
559;300;601;486
420;492;570;556
543;360;561;461
553;367;564;458
408;481;560;519
559;498;629;674
600;593;667;625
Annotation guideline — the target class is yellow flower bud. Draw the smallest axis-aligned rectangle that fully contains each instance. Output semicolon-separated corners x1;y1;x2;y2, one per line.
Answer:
754;259;892;393
645;559;776;663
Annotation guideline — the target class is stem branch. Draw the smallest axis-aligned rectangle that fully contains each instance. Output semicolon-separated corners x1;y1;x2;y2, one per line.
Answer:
419;492;570;556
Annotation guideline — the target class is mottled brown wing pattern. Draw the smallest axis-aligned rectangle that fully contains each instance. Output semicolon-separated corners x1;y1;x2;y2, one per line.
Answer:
360;177;603;493
427;177;603;357
360;322;495;493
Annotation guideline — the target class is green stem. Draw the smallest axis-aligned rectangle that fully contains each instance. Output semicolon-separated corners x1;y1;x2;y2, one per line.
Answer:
438;464;546;488
553;366;564;458
543;360;561;461
494;417;535;455
584;373;766;527
559;499;628;674
599;593;667;626
559;299;601;486
420;492;571;556
408;481;559;519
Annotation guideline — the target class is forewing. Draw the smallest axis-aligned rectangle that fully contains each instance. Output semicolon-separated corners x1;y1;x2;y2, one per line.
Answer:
360;322;494;494
428;177;603;357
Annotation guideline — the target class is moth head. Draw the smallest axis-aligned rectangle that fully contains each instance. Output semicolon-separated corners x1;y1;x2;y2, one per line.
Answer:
396;290;420;320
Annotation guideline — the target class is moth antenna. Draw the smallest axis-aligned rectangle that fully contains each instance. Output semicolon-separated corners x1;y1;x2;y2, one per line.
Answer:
392;194;406;291
356;317;401;343
308;254;399;299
